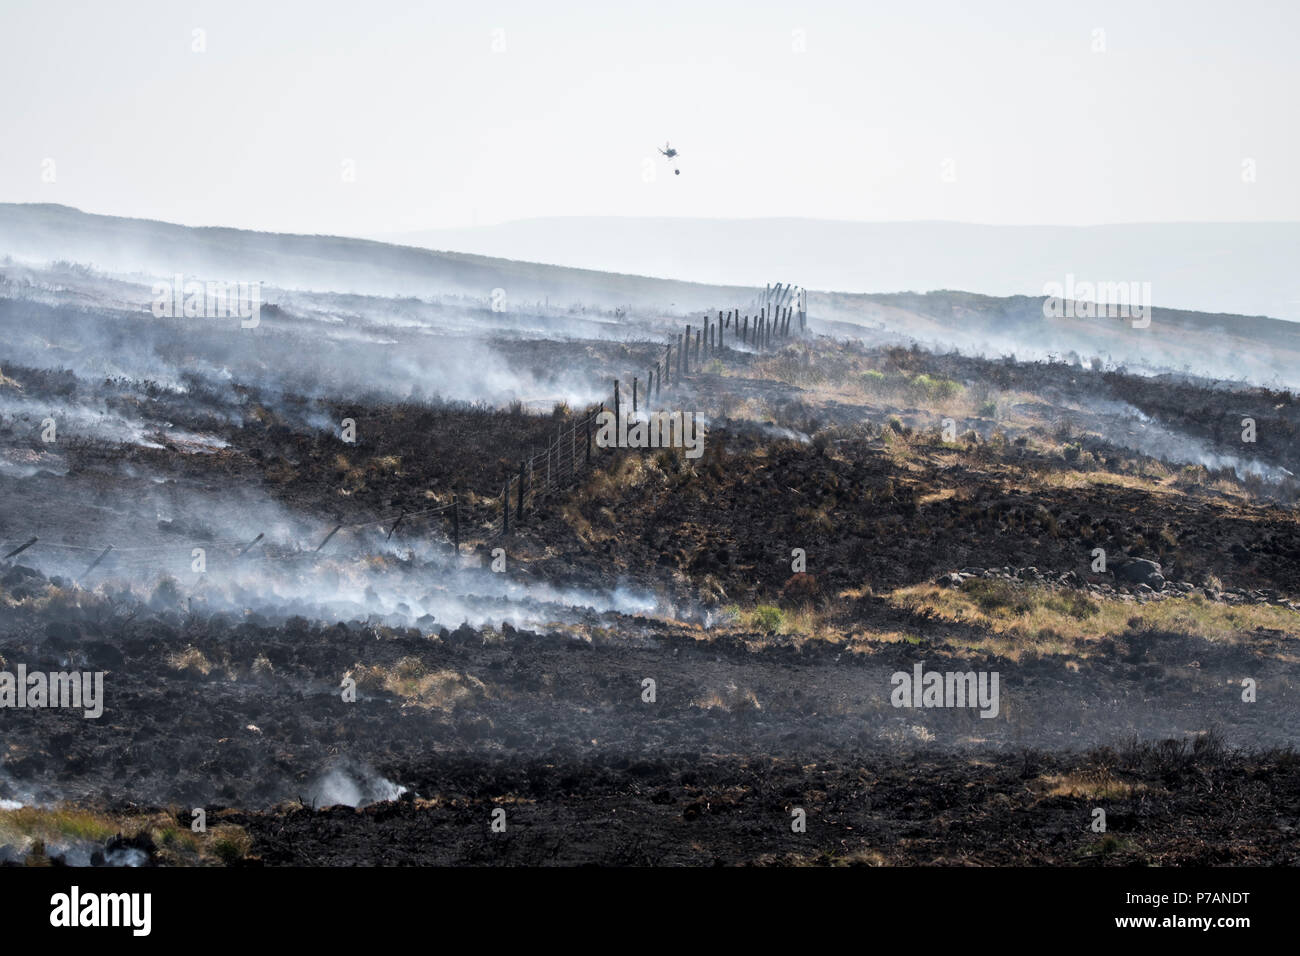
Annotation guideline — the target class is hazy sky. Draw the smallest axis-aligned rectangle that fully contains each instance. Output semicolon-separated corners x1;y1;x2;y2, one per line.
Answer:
3;0;1297;234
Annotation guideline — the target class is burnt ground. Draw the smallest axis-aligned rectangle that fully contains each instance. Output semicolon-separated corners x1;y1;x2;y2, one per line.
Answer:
2;286;1299;866
1;561;1298;866
240;744;1300;866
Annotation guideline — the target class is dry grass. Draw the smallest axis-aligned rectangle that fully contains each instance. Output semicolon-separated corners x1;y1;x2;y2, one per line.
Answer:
889;579;1300;657
1036;470;1167;493
0;806;120;845
691;683;761;712
0;806;255;866
718;603;834;642
167;645;213;675
822;847;889;866
1036;772;1149;801
348;656;487;711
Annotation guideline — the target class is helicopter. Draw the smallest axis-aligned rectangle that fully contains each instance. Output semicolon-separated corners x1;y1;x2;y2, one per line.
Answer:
658;142;681;175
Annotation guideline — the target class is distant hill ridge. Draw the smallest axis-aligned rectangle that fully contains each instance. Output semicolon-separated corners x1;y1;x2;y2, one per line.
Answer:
2;203;1299;387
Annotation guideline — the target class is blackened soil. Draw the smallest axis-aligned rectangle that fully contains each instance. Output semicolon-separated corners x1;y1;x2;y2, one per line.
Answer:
233;743;1300;866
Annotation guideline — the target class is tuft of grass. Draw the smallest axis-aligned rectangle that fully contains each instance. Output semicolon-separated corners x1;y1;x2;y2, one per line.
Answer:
692;683;761;712
349;657;487;711
167;645;213;675
1037;771;1148;800
208;825;254;866
752;604;785;633
908;374;962;403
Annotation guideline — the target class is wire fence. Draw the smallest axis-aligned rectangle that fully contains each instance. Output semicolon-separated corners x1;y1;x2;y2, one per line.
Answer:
483;403;607;537
0;280;807;575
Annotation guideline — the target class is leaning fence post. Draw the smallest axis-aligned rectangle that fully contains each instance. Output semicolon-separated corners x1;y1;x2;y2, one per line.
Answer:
502;480;510;535
315;524;342;553
237;533;264;558
613;379;621;421
81;546;113;581
452;495;460;553
2;536;38;560
517;461;525;519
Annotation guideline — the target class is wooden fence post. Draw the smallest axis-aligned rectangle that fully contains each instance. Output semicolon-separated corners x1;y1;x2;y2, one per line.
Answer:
632;377;638;415
315;524;341;552
517;461;525;519
82;546;114;579
503;480;509;535
452;495;460;553
3;536;38;560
